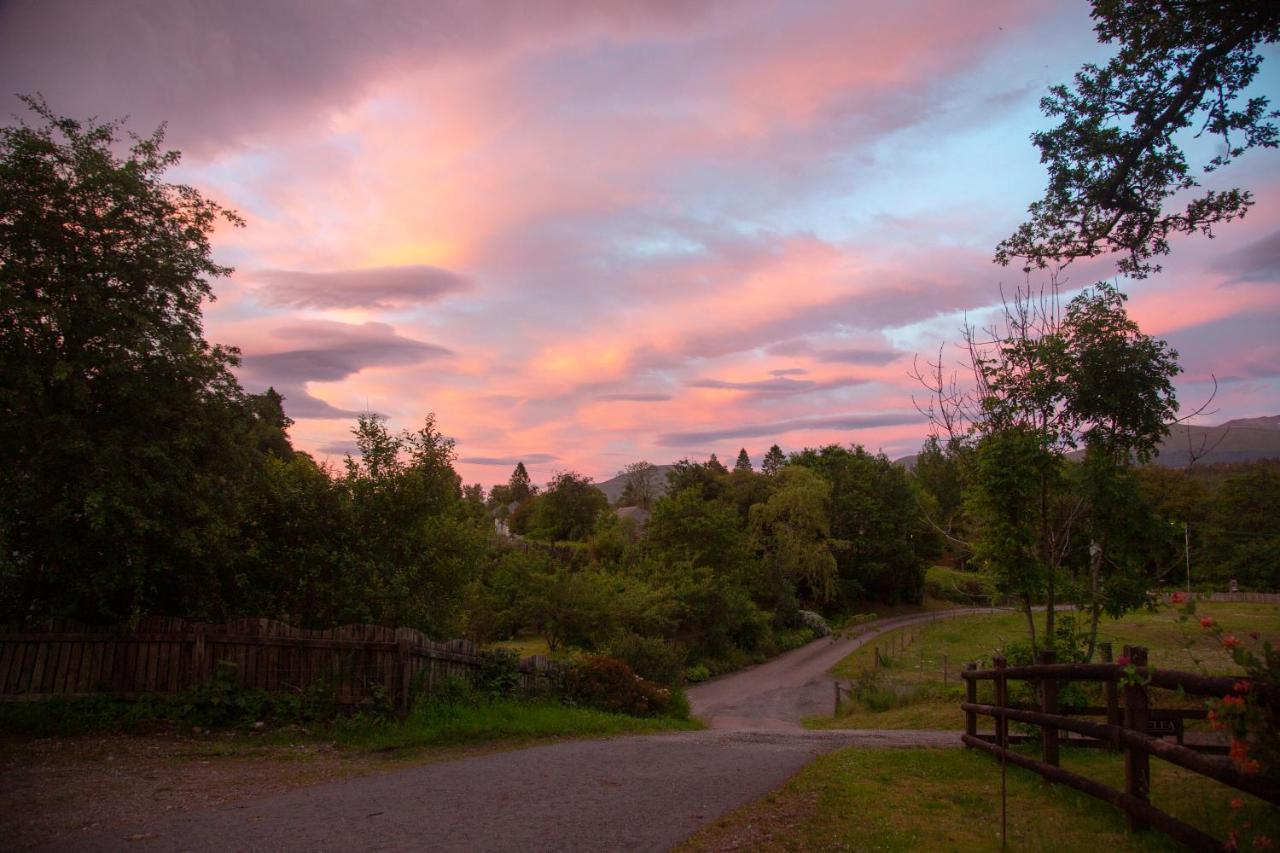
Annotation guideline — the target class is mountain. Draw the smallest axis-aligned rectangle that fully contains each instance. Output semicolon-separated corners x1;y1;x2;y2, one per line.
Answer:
1152;415;1280;467
594;464;677;505
892;415;1280;469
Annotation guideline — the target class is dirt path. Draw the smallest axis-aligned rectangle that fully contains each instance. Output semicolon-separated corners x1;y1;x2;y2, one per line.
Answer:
688;607;995;730
33;614;980;851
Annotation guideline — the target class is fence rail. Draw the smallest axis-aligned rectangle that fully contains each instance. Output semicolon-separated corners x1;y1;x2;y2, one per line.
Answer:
0;617;557;712
961;643;1277;852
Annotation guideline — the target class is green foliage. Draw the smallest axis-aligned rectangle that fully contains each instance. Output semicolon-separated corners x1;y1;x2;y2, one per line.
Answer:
683;663;712;683
789;445;925;606
561;655;678;717
749;466;840;606
924;565;996;604
526;471;608;542
997;0;1279;278
605;631;686;687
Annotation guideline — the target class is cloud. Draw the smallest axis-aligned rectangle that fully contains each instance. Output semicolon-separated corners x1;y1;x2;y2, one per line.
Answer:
237;320;452;418
458;453;559;465
769;368;808;377
767;339;902;365
656;412;924;446
317;440;361;457
687;375;869;397
251;265;469;309
1212;229;1280;286
595;392;674;402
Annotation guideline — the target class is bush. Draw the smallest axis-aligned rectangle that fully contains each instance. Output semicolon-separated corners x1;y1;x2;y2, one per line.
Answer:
561;655;677;717
606;632;685;686
798;610;830;637
683;663;712;683
475;648;523;697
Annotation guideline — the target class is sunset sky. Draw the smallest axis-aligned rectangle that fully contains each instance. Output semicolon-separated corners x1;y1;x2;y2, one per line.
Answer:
3;0;1278;489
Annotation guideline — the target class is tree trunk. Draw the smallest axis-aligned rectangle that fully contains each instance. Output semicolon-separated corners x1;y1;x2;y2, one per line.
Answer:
1085;537;1104;662
1022;593;1038;656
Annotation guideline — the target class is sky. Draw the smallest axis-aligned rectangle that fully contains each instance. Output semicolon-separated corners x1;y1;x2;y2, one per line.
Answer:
3;0;1278;489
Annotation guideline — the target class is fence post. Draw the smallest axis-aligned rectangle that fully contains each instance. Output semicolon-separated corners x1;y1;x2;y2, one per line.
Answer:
1100;642;1120;749
994;656;1008;752
943;654;948;684
995;655;1008;849
1040;649;1059;767
964;662;977;741
1123;645;1150;832
396;638;412;716
191;625;206;688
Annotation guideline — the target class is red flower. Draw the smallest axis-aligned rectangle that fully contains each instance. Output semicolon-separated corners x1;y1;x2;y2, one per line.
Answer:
1254;835;1274;849
1224;695;1246;708
1231;797;1245;810
1241;759;1262;775
1200;616;1215;629
1223;634;1241;650
1116;655;1131;667
1171;591;1186;604
1234;680;1252;694
1231;739;1251;763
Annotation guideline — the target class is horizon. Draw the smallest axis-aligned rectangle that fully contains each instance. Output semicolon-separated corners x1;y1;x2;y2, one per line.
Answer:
4;0;1278;488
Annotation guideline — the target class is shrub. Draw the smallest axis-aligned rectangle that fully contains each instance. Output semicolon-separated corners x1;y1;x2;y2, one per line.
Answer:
475;648;523;697
683;663;712;683
798;610;830;637
561;655;675;717
606;632;685;686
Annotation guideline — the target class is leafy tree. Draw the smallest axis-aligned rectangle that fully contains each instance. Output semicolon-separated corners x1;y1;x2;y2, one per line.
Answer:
1201;467;1280;590
733;448;753;472
526;471;608;542
912;436;969;566
617;461;660;510
0;97;271;623
666;457;726;501
338;413;483;634
944;283;1179;653
761;444;786;477
749;467;841;607
790;445;924;606
997;0;1279;278
706;453;728;475
647;486;752;579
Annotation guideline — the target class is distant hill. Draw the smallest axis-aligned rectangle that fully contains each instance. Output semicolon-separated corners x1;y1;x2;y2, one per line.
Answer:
893;415;1280;469
1152;415;1280;467
595;464;677;505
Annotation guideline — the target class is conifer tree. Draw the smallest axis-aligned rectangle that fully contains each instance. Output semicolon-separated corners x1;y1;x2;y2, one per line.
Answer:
761;444;786;476
734;448;752;472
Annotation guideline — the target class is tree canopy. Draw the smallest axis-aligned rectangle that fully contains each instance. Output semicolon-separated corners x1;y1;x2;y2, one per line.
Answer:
997;0;1279;278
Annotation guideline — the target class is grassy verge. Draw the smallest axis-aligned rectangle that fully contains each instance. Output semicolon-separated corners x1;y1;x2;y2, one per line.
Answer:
327;696;697;751
810;602;1279;731
680;746;1279;852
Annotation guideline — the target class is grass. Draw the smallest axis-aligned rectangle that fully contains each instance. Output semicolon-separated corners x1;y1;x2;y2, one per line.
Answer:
679;746;1280;852
809;602;1279;731
328;695;699;752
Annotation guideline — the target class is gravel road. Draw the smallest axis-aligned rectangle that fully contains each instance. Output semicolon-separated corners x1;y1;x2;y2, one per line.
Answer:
55;611;986;852
688;608;995;730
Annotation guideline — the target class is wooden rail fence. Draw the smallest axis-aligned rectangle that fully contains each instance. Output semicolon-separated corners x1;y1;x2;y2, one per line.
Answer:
0;617;559;712
961;643;1278;851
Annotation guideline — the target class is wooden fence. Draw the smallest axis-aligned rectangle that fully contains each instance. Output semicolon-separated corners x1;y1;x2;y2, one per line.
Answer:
0;617;559;712
961;644;1279;851
1155;592;1280;604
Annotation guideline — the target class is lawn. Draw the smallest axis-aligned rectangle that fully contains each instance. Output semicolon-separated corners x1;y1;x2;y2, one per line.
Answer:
679;746;1280;852
810;601;1279;731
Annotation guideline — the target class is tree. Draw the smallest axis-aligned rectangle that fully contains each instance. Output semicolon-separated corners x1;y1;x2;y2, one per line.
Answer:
508;462;535;503
761;444;786;477
338;413;483;634
928;282;1180;654
0;97;271;623
749;467;840;607
617;461;659;510
706;453;728;475
734;448;753;473
527;471;608;542
790;445;924;606
997;1;1279;278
